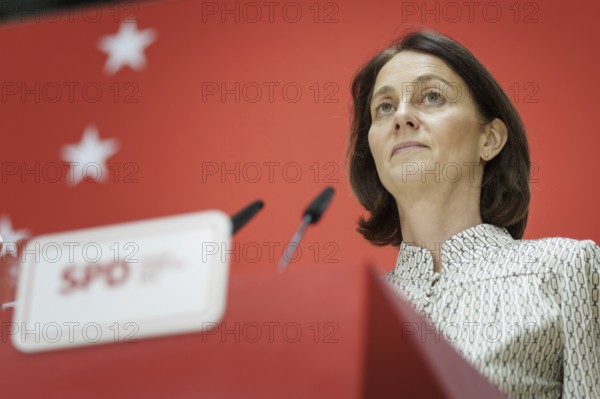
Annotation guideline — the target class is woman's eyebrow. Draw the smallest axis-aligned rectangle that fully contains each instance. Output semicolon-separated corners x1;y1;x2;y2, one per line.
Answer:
371;85;395;102
371;73;454;101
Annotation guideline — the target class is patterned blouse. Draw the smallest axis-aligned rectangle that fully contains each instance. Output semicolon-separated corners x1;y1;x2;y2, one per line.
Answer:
384;223;600;398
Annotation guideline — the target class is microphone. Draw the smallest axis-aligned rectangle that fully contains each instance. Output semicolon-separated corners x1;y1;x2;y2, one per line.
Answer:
278;187;335;271
231;200;264;235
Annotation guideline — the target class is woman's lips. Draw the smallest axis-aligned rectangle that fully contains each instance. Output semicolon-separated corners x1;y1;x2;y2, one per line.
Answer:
391;142;428;157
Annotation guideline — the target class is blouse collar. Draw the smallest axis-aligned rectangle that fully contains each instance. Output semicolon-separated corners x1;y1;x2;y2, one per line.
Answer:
395;223;514;276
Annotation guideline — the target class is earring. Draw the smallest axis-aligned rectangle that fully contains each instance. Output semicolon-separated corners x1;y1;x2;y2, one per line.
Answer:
484;153;489;158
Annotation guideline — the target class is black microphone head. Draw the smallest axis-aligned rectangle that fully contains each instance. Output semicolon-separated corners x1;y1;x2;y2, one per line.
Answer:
231;200;264;235
303;186;334;224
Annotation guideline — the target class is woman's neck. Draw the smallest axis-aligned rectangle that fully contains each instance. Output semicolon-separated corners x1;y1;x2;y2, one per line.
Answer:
396;190;482;272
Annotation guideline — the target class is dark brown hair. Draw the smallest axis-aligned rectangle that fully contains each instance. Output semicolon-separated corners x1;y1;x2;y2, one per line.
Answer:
348;29;530;246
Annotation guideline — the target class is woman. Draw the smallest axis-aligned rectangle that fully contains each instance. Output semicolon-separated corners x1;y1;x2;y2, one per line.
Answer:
348;29;599;398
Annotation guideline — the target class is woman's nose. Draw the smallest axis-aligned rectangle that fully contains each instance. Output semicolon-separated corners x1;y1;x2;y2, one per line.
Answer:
394;101;419;131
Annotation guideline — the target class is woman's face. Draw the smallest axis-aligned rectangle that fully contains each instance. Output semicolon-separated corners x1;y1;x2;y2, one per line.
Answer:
368;50;487;194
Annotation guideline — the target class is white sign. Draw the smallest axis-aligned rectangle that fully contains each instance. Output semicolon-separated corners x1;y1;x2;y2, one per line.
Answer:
12;210;231;353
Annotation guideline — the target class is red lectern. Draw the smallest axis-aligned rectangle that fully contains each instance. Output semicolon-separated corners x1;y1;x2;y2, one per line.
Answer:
0;262;504;398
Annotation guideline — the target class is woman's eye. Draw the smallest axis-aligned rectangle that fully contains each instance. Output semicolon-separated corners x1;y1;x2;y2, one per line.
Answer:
375;102;395;114
421;91;443;105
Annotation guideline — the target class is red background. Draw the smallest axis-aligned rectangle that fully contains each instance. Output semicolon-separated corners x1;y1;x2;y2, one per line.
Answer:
1;0;598;292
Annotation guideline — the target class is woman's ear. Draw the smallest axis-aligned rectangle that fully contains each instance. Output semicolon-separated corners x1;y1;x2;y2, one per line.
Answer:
481;118;508;160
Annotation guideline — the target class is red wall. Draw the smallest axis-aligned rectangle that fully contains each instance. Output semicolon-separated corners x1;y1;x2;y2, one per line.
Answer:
1;0;598;285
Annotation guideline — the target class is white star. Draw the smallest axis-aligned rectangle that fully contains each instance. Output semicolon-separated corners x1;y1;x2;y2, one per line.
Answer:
0;215;30;257
98;20;157;75
61;125;119;186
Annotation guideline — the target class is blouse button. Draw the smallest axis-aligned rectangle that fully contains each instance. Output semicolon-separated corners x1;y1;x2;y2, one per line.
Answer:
425;273;441;297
